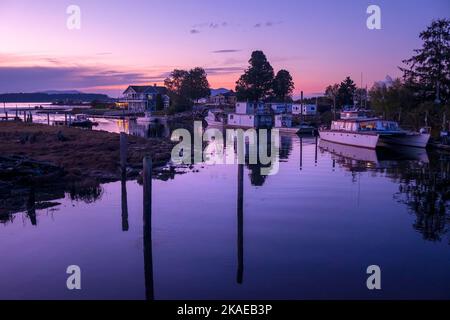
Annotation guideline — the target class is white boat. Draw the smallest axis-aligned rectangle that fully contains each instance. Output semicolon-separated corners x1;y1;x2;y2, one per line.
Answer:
205;110;225;126
319;110;430;149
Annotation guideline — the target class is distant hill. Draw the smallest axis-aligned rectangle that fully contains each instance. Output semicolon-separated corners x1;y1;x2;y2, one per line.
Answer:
210;88;230;96
40;90;84;95
0;92;112;103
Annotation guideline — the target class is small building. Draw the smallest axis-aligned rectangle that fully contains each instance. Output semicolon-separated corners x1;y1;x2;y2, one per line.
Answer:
227;101;273;128
268;102;292;114
274;114;293;128
123;84;170;112
292;104;317;115
210;91;237;105
235;101;266;114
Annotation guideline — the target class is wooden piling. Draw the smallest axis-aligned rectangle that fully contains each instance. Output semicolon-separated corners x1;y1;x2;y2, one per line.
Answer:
237;163;244;284
64;113;67;125
121;171;129;231
143;157;154;300
315;135;318;165
47;113;50;125
299;137;303;170
120;132;128;172
5;112;8;121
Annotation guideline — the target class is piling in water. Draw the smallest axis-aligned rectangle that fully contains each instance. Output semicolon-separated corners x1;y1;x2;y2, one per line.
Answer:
143;157;154;300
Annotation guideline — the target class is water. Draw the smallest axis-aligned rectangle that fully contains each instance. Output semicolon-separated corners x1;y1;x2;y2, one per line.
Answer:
0;124;449;299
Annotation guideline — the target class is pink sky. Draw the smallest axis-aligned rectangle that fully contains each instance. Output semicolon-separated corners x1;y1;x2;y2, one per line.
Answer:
0;0;448;97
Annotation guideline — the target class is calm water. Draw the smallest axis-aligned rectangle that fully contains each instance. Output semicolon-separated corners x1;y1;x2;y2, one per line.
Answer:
1;121;449;300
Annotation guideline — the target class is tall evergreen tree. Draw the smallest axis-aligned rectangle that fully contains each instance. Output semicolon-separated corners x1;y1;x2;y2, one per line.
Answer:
235;51;274;101
400;19;450;104
337;76;357;107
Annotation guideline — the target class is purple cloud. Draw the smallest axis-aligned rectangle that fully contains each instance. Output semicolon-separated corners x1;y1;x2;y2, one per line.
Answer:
212;49;241;53
0;66;168;93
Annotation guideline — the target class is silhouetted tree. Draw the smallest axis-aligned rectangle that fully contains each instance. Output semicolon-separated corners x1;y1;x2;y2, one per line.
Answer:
400;19;450;104
164;67;210;112
337;76;357;107
184;67;211;102
273;69;294;102
235;51;274;101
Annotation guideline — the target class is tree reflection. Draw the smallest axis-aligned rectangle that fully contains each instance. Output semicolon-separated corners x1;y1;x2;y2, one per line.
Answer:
389;152;450;242
321;140;450;244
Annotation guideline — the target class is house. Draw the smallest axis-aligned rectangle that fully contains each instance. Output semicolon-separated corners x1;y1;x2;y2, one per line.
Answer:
123;84;170;112
210;91;237;105
292;104;317;115
227;102;273;128
274;114;293;127
268;102;292;114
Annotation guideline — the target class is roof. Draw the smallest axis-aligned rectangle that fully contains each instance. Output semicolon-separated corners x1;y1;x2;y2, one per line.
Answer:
123;85;168;95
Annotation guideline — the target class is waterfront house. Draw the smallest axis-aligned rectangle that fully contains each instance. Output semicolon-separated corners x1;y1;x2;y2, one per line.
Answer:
292;104;317;115
227;102;273;128
268;102;292;114
123;84;170;112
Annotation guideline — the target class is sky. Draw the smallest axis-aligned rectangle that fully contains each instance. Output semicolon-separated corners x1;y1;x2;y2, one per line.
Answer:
0;0;449;98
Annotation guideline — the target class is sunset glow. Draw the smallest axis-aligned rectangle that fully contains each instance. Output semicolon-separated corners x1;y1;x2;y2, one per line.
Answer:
0;0;449;97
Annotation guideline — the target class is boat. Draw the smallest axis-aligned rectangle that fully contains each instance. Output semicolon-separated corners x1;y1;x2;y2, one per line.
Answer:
319;110;430;149
205;110;226;126
69;114;98;127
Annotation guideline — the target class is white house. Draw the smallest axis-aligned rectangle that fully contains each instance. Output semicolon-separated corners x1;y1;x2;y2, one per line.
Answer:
292;104;317;115
123;85;170;112
274;114;293;128
268;103;292;114
228;102;273;128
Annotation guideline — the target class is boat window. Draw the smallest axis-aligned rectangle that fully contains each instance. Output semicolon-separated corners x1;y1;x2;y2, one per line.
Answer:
360;122;376;131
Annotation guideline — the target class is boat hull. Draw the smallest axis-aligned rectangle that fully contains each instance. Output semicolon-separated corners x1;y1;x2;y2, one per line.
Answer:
378;133;430;148
319;130;379;149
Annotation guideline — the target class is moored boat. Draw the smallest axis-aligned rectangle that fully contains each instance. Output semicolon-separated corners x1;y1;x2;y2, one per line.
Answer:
319;110;430;149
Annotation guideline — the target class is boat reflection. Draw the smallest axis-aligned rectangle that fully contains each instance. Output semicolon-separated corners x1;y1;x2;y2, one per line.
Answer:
319;139;450;243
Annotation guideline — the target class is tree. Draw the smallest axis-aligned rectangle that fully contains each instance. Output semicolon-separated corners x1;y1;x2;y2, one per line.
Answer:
164;67;211;112
337;76;357;107
369;78;415;122
325;83;339;118
272;69;295;102
164;69;189;97
235;51;274;101
184;67;211;102
400;19;450;104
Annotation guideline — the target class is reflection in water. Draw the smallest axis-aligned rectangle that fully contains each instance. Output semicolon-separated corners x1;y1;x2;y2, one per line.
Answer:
237;163;244;284
121;172;129;231
390;154;450;243
319;139;450;244
143;158;154;300
2;131;450;299
0;180;104;225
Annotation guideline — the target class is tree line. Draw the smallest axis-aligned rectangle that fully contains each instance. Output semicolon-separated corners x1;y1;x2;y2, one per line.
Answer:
323;19;450;131
163;50;295;113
